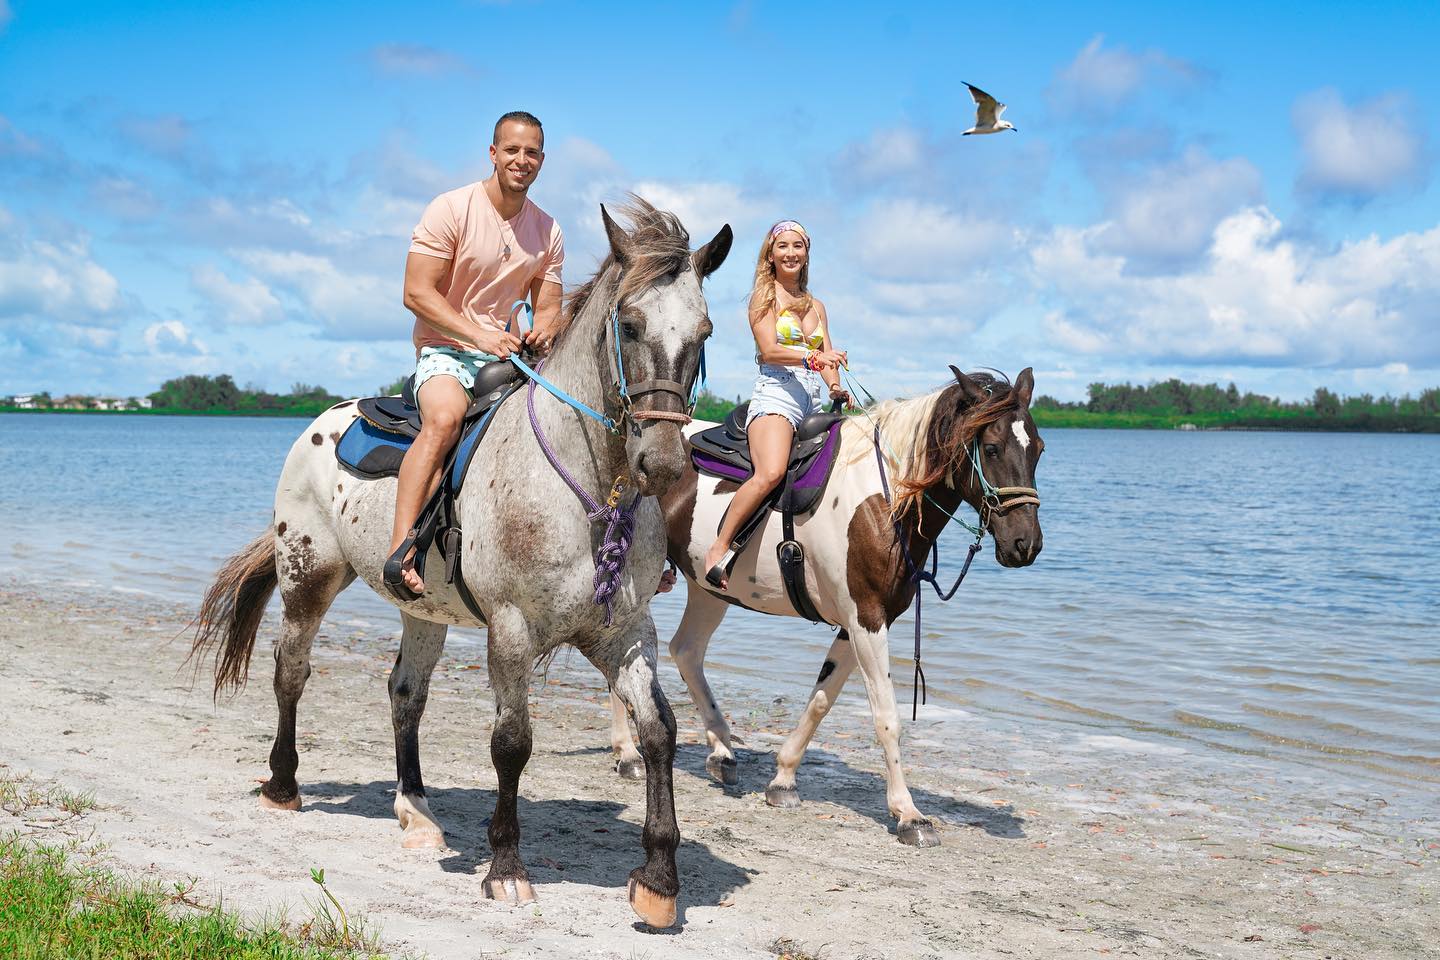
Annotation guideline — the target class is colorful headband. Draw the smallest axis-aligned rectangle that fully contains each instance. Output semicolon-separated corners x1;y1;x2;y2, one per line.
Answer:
770;220;809;245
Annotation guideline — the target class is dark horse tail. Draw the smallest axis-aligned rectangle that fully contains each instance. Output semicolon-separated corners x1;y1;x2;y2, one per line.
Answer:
188;532;277;697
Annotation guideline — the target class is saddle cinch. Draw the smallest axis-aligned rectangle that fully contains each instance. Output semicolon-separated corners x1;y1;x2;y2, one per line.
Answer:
334;361;524;620
687;401;845;622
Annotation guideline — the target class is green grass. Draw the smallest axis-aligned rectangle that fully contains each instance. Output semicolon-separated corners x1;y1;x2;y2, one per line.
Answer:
0;835;402;959
0;771;97;819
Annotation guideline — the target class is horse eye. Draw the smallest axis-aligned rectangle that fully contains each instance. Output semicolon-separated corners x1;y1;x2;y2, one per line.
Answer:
984;444;999;458
621;322;639;340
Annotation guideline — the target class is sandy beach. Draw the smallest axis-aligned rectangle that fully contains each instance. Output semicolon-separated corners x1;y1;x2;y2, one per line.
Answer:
2;581;1436;959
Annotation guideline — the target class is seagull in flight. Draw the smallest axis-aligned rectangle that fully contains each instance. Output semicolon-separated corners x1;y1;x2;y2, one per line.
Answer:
963;82;1017;135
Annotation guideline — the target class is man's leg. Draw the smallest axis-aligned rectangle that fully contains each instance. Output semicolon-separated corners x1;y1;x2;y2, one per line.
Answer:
388;375;470;594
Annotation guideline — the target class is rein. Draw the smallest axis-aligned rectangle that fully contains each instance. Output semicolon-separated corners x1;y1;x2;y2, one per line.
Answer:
526;362;636;627
512;294;705;626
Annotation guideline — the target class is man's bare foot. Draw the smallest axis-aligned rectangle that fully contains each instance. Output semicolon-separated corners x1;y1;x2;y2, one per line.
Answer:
655;568;677;595
386;544;425;597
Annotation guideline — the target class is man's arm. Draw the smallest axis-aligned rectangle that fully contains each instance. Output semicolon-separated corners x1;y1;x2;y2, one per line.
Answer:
525;279;564;352
402;253;519;356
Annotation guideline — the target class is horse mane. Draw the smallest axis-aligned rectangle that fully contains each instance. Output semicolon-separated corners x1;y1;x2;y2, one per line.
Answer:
838;371;1019;521
556;195;693;344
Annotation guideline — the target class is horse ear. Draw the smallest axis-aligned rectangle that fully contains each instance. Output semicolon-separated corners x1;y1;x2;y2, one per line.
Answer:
600;204;630;266
1014;367;1035;407
948;364;987;405
692;223;733;280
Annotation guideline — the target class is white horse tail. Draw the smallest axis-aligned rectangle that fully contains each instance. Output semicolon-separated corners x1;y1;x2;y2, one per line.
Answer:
189;531;277;697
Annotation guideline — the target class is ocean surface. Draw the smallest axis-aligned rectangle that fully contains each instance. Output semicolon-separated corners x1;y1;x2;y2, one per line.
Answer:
2;412;1437;808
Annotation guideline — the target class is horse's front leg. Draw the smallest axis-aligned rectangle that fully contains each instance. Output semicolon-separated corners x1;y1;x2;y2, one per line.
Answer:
390;613;449;849
608;617;681;929
765;628;858;807
849;623;941;847
483;607;537;905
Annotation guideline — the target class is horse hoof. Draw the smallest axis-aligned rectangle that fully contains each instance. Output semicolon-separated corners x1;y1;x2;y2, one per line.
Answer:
484;877;537;906
628;878;678;929
616;758;646;781
706;756;739;785
258;791;301;811
401;826;446;849
765;785;801;808
897;818;942;847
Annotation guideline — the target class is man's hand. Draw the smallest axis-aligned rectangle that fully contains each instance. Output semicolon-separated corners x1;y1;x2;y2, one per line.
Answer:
523;325;555;356
475;327;523;359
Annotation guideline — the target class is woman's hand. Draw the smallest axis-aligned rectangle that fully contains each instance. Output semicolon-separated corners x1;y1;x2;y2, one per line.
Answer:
813;349;847;370
828;385;851;407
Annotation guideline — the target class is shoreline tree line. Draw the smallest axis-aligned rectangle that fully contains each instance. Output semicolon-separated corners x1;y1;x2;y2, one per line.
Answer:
3;374;1437;431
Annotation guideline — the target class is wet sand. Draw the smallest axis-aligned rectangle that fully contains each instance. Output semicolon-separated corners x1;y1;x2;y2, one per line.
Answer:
2;583;1436;959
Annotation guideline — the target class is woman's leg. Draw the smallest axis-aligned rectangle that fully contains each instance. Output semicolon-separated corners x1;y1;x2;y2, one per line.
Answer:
701;414;794;586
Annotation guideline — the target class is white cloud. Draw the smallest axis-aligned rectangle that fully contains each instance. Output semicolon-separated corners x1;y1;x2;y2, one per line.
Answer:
1032;207;1440;367
1092;147;1262;268
1049;35;1206;115
629;180;764;241
235;248;397;339
190;264;284;326
370;44;472;76
833;125;926;185
851;199;1018;280
143;319;205;355
1293;88;1428;201
0;218;123;322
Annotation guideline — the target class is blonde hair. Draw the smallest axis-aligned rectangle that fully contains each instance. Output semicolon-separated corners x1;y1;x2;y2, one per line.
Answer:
748;220;812;323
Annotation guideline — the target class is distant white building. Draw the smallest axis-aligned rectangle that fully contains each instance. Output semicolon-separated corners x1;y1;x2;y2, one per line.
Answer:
133;397;153;409
10;394;35;408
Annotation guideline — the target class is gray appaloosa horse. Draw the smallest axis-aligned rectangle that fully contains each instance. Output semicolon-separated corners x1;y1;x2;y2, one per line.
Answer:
609;369;1043;846
190;199;732;929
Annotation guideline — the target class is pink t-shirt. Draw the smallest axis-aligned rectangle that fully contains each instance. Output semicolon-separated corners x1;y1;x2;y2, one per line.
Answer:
408;182;564;351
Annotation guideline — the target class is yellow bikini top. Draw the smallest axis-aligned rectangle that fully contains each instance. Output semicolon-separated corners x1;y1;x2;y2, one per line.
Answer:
776;307;825;351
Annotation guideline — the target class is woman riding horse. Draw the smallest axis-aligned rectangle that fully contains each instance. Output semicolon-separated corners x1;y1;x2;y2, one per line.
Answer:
702;220;850;588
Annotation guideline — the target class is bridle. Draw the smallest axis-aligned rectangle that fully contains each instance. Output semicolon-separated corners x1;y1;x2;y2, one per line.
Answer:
507;300;707;433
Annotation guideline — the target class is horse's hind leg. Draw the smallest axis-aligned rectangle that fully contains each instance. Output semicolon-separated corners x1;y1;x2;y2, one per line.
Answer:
608;686;645;781
481;606;537;906
765;629;857;808
260;541;352;810
390;613;449;849
606;616;680;929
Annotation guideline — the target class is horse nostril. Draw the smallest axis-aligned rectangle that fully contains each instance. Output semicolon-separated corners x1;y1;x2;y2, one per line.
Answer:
1013;537;1028;556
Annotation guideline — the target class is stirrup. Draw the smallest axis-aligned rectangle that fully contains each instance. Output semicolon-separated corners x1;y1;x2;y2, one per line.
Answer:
383;532;424;602
704;547;738;589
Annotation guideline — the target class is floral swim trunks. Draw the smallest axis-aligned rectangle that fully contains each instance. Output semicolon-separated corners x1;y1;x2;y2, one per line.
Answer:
413;345;501;397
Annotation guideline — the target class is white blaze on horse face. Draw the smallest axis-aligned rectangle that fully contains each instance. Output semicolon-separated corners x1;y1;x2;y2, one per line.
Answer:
1010;420;1031;451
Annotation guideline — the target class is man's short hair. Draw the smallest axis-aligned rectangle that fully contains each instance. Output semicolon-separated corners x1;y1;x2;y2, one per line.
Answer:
493;111;544;148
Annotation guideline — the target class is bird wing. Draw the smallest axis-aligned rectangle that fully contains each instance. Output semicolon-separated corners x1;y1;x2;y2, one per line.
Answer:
995;101;1007;122
965;82;999;125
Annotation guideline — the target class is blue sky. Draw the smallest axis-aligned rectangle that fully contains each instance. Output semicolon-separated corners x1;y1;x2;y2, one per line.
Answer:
2;0;1438;402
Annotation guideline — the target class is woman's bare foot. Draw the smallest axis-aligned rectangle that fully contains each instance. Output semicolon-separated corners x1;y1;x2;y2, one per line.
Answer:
655;568;677;594
701;540;731;589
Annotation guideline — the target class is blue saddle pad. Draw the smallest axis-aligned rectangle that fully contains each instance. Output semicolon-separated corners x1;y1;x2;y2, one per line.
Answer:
335;399;508;486
336;416;414;478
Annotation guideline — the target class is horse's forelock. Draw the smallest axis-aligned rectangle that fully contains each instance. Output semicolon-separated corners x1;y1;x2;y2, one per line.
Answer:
560;196;693;340
893;372;1019;520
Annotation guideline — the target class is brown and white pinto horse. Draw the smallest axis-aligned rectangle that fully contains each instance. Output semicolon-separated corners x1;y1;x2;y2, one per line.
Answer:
609;367;1043;845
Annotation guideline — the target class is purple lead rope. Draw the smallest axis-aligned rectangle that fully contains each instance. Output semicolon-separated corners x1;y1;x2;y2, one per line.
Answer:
527;367;635;626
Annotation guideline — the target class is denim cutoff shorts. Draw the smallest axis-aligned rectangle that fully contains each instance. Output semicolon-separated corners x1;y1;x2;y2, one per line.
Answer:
745;363;826;429
414;345;500;396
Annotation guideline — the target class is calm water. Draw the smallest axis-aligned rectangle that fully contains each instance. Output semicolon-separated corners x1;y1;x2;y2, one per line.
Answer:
2;413;1437;799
